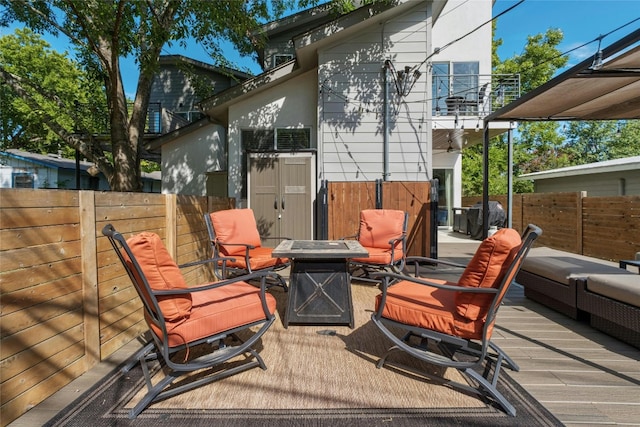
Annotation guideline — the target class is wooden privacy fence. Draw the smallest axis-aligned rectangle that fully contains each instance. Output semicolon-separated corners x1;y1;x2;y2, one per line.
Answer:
327;181;434;257
462;192;640;261
0;189;233;426
0;182;433;425
4;186;635;425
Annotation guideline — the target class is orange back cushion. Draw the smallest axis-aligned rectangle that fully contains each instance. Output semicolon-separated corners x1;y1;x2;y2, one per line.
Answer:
358;209;406;249
455;228;521;321
209;209;261;256
126;232;192;321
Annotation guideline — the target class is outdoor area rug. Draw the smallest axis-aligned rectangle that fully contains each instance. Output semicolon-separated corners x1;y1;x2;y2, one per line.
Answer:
44;284;563;427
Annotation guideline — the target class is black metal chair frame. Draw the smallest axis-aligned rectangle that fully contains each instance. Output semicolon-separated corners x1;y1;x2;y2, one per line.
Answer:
203;212;289;291
371;224;542;416
102;224;277;419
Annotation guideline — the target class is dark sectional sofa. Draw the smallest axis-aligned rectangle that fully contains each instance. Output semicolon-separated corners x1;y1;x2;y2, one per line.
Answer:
516;247;639;348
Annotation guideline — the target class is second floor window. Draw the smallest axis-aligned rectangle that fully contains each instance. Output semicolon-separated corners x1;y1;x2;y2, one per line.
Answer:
432;61;479;113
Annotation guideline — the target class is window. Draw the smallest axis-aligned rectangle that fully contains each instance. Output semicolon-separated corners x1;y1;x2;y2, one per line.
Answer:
13;173;34;188
432;62;479;113
175;111;204;122
276;128;311;150
273;54;294;67
243;129;275;151
242;128;312;152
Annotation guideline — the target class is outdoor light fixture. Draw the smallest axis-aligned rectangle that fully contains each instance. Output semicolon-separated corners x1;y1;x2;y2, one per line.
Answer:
388;61;421;97
397;66;421;96
591;36;604;70
592;50;603;70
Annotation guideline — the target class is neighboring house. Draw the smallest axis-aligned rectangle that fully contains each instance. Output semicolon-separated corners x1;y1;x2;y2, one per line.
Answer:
517;156;640;196
146;56;254;195
148;55;253;135
0;149;161;192
147;0;518;238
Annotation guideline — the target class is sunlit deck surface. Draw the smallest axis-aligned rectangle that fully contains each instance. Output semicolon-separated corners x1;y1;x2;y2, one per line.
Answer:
10;230;640;427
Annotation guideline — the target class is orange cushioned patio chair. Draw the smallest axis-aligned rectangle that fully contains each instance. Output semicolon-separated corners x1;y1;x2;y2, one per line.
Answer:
371;224;541;416
204;208;289;290
102;224;277;419
344;209;408;283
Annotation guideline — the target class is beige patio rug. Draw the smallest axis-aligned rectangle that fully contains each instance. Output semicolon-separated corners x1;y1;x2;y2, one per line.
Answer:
44;283;563;426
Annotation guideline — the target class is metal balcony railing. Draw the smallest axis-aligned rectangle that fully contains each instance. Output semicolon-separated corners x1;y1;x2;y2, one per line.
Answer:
432;74;520;117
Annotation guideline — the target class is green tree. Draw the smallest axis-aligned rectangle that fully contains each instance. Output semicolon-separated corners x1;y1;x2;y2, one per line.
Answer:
0;28;106;156
0;0;315;191
563;120;640;163
463;28;568;196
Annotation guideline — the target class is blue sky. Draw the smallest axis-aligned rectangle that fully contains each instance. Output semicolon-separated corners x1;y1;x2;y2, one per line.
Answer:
2;0;639;97
494;0;640;69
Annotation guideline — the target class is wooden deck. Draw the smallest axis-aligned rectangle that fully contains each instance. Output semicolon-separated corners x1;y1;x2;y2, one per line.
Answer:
9;231;640;427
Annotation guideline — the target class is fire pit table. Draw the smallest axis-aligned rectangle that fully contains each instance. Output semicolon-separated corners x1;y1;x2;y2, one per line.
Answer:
272;240;369;328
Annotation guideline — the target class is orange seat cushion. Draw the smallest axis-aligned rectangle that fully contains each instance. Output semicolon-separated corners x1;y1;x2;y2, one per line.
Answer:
358;209;406;250
224;247;288;271
352;247;399;265
209;209;262;256
455;228;522;321
375;280;487;340
126;232;192;321
148;282;277;347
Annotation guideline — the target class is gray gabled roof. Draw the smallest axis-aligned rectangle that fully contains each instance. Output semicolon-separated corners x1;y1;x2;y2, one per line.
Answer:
1;149;161;181
159;55;254;80
518;156;640;180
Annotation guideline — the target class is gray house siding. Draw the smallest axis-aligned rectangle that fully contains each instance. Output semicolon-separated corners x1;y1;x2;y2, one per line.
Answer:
533;170;640;196
318;3;431;182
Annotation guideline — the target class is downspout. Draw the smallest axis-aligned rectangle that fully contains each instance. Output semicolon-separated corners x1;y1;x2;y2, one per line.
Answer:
482;121;489;240
383;61;391;181
507;127;513;228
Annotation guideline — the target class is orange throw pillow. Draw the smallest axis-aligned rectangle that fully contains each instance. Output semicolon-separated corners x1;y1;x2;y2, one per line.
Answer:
126;232;192;321
455;228;521;321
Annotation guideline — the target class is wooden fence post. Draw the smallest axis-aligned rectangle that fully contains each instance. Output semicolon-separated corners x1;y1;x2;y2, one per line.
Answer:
577;191;586;255
166;193;177;258
79;190;100;367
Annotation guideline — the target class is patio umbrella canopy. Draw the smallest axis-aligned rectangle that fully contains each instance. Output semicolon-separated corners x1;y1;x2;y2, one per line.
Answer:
487;28;640;122
478;28;640;237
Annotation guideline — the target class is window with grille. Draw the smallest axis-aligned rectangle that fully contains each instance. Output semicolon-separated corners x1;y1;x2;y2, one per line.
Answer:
242;129;275;151
242;128;312;151
13;173;34;188
276;128;311;150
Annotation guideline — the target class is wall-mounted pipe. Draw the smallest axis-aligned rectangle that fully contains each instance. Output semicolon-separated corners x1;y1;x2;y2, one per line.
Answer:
383;61;391;181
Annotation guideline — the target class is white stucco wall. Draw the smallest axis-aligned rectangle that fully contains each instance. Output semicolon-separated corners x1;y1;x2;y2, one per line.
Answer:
160;123;226;196
227;70;318;205
431;0;492;74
